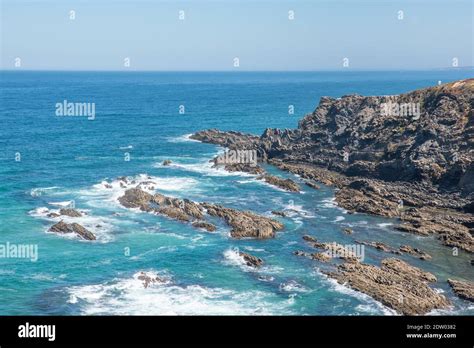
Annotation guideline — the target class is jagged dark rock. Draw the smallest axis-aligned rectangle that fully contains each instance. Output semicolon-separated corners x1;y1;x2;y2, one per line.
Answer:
201;203;283;239
239;252;263;267
118;188;283;239
49;221;96;241
162;160;172;166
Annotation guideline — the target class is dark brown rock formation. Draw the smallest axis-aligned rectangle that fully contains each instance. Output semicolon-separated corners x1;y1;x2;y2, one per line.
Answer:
447;278;474;302
49;221;96;241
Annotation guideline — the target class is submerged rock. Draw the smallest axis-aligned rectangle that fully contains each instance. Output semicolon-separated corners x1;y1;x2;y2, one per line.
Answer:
49;221;96;241
162;160;172;166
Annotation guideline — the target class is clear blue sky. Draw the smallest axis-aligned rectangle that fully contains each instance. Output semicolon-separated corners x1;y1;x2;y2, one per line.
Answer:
1;0;472;71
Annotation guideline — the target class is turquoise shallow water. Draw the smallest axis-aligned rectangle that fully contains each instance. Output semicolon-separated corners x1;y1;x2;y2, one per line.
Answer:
0;70;473;315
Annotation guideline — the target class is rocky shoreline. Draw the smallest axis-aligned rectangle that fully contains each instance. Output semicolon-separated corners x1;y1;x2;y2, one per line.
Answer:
190;79;474;312
117;186;284;239
190;79;474;253
33;79;473;315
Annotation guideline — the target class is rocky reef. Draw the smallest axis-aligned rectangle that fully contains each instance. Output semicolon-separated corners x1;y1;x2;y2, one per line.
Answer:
118;187;283;239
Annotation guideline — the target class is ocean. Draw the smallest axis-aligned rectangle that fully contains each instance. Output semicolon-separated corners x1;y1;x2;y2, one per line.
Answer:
0;70;473;315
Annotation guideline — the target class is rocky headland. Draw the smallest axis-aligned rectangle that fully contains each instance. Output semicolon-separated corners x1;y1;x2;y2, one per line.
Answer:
191;79;474;253
190;79;474;313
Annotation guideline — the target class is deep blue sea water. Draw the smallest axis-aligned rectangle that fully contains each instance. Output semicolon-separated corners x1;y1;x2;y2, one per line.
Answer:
1;70;473;315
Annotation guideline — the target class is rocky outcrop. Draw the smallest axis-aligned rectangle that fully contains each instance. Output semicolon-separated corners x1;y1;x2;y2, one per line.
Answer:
302;236;361;262
311;252;332;262
118;188;153;211
356;240;401;254
59;208;83;217
137;272;165;288
258;174;300;192
447;279;474;302
190;129;261;152
192;221;217;232
118;188;284;239
212;161;265;175
239;252;263;267
304;181;320;190
343;228;353;235
271;210;286;217
201;203;283;239
324;258;449;315
49;221;96;241
162;160;172;166
399;245;432;260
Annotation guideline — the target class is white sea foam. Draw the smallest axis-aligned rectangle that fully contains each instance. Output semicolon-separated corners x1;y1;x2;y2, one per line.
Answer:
166;134;200;143
65;270;290;315
164;159;255;178
222;248;250;269
79;174;199;209
29;206;116;243
48;200;75;207
30;186;60;197
282;202;315;219
334;216;345;222
319;197;337;208
243;246;265;252
279;280;308;293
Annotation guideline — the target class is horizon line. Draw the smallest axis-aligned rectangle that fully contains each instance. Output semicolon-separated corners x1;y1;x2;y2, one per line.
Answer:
1;67;473;73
